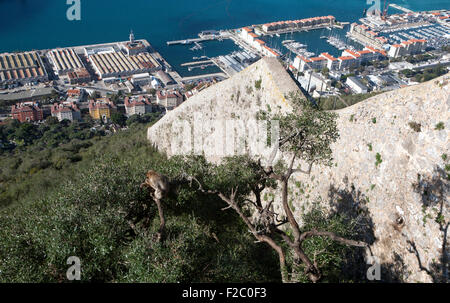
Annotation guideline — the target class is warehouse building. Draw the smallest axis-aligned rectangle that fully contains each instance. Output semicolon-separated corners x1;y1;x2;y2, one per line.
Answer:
86;44;160;80
47;48;84;75
0;51;48;86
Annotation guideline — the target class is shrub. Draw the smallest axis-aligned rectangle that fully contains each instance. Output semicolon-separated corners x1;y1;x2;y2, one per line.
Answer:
408;122;421;132
435;122;445;130
375;153;382;167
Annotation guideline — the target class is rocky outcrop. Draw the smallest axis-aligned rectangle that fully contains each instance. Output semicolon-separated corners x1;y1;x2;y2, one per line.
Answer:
148;57;449;282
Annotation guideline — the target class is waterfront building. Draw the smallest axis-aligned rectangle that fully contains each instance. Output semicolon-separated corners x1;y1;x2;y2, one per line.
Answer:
349;23;387;50
51;103;81;122
86;44;160;80
124;95;153;117
355;49;379;63
338;56;359;70
319;53;339;70
294;55;327;72
261;15;335;33
11;102;44;122
342;49;362;63
253;39;266;52
387;39;427;58
124;30;147;56
88;98;117;120
240;27;253;41
261;45;280;58
364;46;387;58
47;48;84;76
0;51;48;86
156;90;183;109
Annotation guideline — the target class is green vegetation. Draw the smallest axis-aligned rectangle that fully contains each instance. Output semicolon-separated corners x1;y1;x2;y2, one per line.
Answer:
400;65;447;83
0;114;160;208
372;118;377;124
367;143;373;152
435;122;445;130
317;92;382;111
255;78;262;90
405;53;436;64
375;153;382;167
408;121;421;132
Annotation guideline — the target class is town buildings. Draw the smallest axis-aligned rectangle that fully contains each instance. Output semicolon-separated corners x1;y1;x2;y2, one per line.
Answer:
346;76;368;94
88;98;117;120
387;39;427;58
124;96;153;117
349;23;389;50
156;90;183;109
51;103;81;122
11;102;44;122
262;16;335;33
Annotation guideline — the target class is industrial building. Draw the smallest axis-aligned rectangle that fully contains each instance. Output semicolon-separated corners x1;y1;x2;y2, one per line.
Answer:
88;49;159;80
47;48;84;75
0;52;48;86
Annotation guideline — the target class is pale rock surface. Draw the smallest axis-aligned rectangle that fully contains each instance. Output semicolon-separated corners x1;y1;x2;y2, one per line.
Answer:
148;58;449;282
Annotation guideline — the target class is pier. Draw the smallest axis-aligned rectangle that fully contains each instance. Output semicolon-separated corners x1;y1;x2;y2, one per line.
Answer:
167;32;231;46
389;4;414;13
181;60;212;67
167;38;210;45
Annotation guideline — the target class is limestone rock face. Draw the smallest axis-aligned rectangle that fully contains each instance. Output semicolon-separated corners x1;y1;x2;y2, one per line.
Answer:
148;58;449;282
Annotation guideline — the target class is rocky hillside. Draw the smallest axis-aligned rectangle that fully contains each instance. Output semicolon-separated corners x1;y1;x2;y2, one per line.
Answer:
148;58;449;282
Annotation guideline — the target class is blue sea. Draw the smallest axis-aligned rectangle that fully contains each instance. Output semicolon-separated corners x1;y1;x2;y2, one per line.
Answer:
0;0;448;76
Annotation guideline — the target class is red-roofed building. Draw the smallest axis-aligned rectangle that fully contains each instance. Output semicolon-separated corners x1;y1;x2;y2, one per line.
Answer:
262;45;280;58
338;56;359;70
388;38;427;58
89;98;117;120
124;95;153;117
11;103;44;123
51;103;81;122
343;49;361;59
156;90;183;109
320;52;339;70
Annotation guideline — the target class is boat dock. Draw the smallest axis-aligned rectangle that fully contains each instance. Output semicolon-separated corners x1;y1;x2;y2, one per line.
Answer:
167;37;211;45
181;60;212;67
389;4;414;13
167;32;232;46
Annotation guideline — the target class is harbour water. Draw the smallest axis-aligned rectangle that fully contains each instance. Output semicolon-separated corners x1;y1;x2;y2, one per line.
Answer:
0;0;448;77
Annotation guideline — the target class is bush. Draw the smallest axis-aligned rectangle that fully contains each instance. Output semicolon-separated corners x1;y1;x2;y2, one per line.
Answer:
408;121;421;132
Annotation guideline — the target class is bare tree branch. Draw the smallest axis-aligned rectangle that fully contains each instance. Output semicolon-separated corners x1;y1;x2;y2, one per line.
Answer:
299;230;368;247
